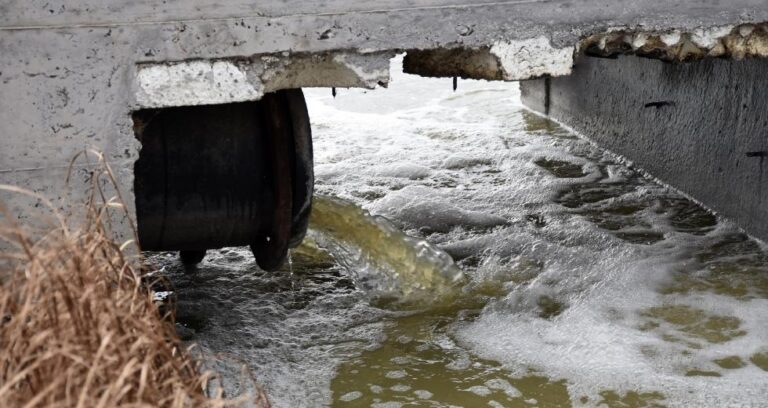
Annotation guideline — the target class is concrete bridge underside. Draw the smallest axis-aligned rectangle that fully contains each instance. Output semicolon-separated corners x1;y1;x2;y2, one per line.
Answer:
1;0;767;248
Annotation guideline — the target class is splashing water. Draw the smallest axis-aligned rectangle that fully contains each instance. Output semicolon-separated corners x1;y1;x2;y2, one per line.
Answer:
148;55;768;408
307;195;466;308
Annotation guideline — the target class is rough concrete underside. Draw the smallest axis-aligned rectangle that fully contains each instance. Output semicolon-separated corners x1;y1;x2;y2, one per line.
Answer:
2;1;768;241
4;1;768;107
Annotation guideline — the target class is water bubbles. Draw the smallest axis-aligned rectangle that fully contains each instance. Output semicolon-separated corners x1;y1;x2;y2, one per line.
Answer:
151;54;768;407
338;391;362;402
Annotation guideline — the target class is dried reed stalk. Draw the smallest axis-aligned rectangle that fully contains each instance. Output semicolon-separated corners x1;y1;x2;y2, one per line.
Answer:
0;151;270;407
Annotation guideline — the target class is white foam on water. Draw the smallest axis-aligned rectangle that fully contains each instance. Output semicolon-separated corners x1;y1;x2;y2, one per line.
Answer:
371;186;509;233
157;54;768;408
303;55;768;407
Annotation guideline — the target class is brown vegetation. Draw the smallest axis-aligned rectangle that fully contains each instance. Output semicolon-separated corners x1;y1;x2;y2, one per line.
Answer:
0;152;269;407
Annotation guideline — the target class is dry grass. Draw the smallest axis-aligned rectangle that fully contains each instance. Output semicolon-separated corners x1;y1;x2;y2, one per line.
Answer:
0;152;270;407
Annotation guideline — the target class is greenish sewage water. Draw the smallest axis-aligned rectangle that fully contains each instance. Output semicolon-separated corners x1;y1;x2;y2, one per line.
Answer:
150;57;768;407
248;185;767;407
308;180;767;407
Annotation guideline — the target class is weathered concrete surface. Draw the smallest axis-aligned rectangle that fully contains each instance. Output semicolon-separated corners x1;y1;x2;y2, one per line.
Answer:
521;55;768;241
2;1;768;244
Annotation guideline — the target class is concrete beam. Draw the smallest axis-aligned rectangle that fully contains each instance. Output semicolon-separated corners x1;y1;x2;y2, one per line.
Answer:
2;1;768;244
521;55;768;241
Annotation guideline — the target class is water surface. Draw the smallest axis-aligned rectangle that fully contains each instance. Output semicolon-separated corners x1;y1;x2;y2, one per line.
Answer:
150;56;768;407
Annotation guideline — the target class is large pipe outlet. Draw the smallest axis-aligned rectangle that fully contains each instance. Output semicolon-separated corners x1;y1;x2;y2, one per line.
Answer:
133;89;313;271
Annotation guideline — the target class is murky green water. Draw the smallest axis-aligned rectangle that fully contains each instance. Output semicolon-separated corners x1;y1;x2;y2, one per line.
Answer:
147;56;768;407
308;195;465;309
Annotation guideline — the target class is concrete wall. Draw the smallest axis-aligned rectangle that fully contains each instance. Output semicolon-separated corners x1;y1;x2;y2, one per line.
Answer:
521;55;768;241
2;1;768;245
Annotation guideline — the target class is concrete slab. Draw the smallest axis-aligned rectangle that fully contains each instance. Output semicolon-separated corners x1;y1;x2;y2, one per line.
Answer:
2;1;768;243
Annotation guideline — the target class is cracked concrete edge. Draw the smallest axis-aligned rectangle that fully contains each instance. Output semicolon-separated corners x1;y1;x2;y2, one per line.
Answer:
135;22;768;108
136;39;575;108
581;22;768;61
136;60;261;108
490;36;574;80
404;21;768;79
419;21;768;78
135;51;395;109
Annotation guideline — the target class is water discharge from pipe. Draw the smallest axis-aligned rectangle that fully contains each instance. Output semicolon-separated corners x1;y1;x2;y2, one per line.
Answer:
305;194;467;309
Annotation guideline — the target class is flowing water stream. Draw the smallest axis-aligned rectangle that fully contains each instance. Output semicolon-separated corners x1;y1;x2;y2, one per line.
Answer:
148;56;768;407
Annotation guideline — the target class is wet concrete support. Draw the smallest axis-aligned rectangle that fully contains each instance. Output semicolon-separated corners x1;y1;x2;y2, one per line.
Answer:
520;55;768;241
